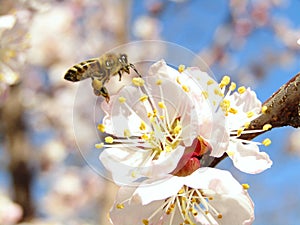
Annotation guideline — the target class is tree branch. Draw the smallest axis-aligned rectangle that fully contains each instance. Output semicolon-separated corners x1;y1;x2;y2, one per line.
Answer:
210;72;300;167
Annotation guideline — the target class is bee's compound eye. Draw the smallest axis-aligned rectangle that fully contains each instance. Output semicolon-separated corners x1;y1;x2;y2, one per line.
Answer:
119;54;128;64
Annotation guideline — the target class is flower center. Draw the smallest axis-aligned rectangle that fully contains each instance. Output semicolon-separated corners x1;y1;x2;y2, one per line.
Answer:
139;186;222;225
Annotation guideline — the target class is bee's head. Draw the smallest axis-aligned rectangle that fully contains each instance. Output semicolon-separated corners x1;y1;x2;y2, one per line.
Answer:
119;54;129;66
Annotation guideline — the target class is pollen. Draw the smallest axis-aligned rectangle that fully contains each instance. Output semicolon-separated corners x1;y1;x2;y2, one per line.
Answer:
237;128;243;136
158;101;166;109
229;107;238;114
202;91;208;99
156;79;162;85
242;183;250;190
139;94;148;102
263;124;272;131
174;124;182;134
97;123;106;132
238;86;246;94
178;64;185;73
105;136;114;144
262;105;268;114
123;129;131;137
262;138;271;146
141;133;149;140
182;85;189;92
132;77;145;86
176;76;181;84
207;79;214;85
116;203;124;209
244;121;250;129
118;96;126;103
95;143;104;149
229;82;236;91
165;145;172;152
139;121;147;130
214;88;224;97
219;75;230;88
247;111;254;118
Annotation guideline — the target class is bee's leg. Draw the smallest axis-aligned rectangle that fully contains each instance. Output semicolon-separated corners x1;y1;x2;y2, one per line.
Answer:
118;71;122;81
129;63;142;77
99;86;110;103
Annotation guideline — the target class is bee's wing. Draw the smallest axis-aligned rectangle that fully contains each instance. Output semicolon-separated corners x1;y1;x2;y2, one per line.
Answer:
64;58;105;82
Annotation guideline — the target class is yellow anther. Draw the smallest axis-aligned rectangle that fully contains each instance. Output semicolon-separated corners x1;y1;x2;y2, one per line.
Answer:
131;171;136;178
160;115;165;120
139;94;148;102
118;96;126;103
202;91;208;99
158;101;166;109
237;128;243;136
156;79;162;85
263;124;272;131
244;121;250;129
142;219;149;225
178;64;185;73
97;124;106;132
238;86;246;94
182;85;189;92
262;138;271;146
95;143;104;149
123;129;130;137
217;214;223;219
220;75;230;88
178;188;185;194
229;107;238;114
242;183;250;190
165;145;172;152
139;121;147;130
229;82;236;91
174;124;182;134
105;136;114;144
116;203;124;209
141;133;149;140
262;105;268;114
176;76;181;84
214;88;224;97
247;111;254;118
207;79;214;85
132;77;145;86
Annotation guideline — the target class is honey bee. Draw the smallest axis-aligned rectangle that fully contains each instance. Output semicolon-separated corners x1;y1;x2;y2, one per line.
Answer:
64;53;141;102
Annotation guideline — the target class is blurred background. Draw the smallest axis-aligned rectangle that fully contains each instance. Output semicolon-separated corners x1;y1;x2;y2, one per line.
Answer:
0;0;300;224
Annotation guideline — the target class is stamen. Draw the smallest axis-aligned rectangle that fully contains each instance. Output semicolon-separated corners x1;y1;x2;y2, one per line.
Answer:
229;82;236;91
105;136;114;143
182;85;189;92
202;91;208;99
207;79;214;85
262;105;268;114
262;138;271;146
97;123;106;132
95;143;104;149
156;79;162;85
219;75;230;88
118;96;126;103
263;124;272;131
242;183;250;190
178;64;185;73
139;94;148;102
238;86;246;94
132;77;145;86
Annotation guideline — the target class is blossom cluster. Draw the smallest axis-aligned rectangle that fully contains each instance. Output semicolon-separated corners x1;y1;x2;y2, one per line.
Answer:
95;59;272;225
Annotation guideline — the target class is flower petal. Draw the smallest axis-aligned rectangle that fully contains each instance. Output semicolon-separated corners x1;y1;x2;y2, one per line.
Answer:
227;141;272;174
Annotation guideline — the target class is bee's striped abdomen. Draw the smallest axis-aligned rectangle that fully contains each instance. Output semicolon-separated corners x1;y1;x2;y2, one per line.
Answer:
64;60;95;82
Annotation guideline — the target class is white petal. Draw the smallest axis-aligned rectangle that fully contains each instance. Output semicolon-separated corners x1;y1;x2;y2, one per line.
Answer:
227;141;272;174
133;175;183;204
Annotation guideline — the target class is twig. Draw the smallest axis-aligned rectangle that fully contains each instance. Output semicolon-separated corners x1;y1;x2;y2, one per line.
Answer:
210;72;300;167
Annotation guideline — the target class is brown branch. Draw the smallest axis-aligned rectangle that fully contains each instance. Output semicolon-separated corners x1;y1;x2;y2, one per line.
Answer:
210;72;300;167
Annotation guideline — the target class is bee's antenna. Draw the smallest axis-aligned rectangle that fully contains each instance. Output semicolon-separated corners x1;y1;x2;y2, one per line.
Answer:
129;63;142;78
